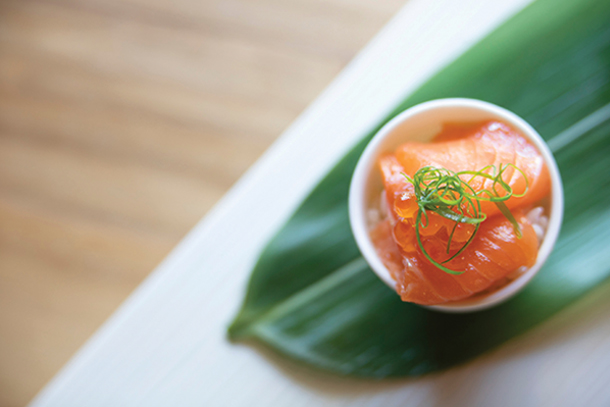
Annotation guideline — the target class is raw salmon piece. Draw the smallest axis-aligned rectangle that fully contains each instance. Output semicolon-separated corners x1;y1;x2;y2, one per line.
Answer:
371;210;538;305
395;121;550;216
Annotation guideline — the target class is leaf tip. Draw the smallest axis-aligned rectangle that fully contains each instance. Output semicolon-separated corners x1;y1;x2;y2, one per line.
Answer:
227;317;254;342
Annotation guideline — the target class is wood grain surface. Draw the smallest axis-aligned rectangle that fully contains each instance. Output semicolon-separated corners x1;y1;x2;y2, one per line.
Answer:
0;0;404;405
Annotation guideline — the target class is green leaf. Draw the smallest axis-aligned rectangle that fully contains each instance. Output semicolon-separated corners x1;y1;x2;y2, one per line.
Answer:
229;0;610;377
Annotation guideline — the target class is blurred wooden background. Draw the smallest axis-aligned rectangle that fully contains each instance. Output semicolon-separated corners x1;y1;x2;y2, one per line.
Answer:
0;0;404;405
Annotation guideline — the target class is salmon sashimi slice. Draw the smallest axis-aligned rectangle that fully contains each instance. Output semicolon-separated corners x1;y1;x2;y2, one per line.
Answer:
393;121;550;217
370;210;538;305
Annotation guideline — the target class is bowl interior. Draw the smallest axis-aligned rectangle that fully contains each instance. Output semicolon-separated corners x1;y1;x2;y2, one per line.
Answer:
349;98;563;313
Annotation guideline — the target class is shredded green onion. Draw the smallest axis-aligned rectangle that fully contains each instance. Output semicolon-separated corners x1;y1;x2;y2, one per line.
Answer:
402;164;529;275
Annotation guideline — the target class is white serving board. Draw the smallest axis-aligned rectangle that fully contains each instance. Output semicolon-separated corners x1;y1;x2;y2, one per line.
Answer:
30;0;610;406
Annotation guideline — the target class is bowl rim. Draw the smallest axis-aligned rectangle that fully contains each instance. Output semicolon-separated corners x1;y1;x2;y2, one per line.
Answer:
348;98;564;313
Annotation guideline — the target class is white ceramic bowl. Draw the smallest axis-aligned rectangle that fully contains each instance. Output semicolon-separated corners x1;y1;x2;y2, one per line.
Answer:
349;98;564;313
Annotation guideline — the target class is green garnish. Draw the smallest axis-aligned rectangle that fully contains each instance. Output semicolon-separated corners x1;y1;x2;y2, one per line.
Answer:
402;164;529;275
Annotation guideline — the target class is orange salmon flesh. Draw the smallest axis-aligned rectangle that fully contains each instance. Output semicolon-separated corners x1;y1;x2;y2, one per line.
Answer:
370;121;550;305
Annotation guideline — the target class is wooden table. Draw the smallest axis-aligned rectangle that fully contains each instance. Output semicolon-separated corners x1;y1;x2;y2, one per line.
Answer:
0;0;404;405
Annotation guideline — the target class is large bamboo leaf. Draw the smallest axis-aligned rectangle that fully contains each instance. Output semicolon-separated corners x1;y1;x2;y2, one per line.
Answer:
229;0;610;377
